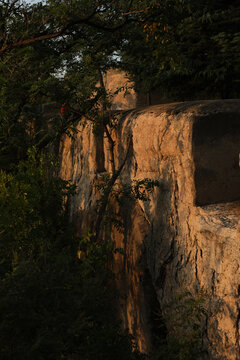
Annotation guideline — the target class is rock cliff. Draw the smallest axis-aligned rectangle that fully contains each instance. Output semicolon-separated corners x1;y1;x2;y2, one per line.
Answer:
59;99;240;359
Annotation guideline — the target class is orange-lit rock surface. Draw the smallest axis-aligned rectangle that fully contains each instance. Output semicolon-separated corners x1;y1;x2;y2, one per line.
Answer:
59;99;240;359
103;68;137;110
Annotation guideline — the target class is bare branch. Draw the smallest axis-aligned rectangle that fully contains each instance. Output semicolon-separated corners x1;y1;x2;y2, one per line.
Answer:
104;124;115;173
0;6;97;56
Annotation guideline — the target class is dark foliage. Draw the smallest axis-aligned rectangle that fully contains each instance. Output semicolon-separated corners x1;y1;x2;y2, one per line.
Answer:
0;149;143;360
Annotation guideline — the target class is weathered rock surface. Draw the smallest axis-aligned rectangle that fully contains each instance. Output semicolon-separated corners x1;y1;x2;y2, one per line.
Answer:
102;68;171;109
103;69;137;110
59;99;240;359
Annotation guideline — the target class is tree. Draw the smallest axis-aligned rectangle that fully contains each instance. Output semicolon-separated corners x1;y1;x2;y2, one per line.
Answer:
121;0;240;100
0;0;144;169
0;149;145;359
0;2;149;358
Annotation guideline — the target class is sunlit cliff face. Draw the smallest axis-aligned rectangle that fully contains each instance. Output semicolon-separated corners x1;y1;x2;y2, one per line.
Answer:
102;69;137;110
59;99;240;359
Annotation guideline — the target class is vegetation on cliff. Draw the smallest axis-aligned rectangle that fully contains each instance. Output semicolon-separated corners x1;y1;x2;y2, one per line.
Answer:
0;0;236;358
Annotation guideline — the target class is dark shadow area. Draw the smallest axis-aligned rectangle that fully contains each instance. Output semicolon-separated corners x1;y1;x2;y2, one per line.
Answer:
193;112;240;206
136;91;173;107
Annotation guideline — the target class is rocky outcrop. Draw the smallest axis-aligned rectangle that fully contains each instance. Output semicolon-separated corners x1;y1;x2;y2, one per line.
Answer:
102;68;171;109
59;99;240;359
103;69;137;110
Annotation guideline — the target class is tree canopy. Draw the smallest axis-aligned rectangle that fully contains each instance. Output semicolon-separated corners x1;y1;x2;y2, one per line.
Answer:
121;0;240;100
1;0;239;169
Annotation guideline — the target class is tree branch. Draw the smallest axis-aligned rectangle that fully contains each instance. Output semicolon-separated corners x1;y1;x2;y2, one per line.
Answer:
0;7;137;57
94;135;132;241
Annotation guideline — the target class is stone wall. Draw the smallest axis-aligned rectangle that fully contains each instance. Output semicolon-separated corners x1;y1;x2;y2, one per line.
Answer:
59;99;240;359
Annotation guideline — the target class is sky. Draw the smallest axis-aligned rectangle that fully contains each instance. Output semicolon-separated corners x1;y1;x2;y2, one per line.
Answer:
26;0;46;3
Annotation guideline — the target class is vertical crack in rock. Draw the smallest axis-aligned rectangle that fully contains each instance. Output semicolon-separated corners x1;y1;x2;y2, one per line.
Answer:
177;127;185;154
159;117;170;149
173;177;179;231
155;240;175;293
195;247;200;286
133;153;138;177
211;270;216;296
93;129;106;173
235;307;240;354
205;313;210;341
186;251;191;265
150;223;157;280
186;216;191;240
